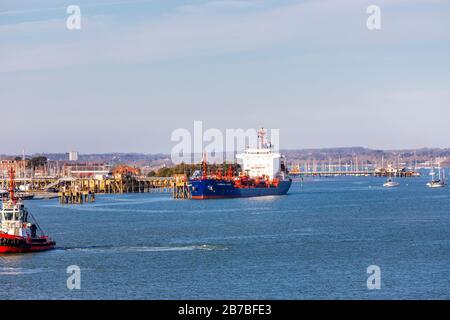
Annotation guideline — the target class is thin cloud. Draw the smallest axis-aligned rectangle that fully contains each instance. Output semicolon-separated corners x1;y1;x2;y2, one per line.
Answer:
1;0;449;73
177;0;265;13
0;0;154;16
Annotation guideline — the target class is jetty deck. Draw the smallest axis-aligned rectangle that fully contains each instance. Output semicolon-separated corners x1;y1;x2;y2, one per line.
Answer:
0;176;175;194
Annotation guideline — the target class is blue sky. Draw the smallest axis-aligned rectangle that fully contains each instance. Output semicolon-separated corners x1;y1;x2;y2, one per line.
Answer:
1;0;449;154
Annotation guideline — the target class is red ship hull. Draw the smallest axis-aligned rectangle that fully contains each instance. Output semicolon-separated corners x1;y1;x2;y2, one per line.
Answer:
0;234;55;253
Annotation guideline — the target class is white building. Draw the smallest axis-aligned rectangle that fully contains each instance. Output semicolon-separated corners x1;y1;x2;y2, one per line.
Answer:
69;151;79;162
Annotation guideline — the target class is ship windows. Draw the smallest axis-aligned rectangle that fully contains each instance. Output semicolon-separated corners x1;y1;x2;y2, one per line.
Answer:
1;209;24;221
2;210;13;220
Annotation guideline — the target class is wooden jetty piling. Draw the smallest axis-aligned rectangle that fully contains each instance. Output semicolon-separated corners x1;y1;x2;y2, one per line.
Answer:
58;189;95;204
172;174;191;199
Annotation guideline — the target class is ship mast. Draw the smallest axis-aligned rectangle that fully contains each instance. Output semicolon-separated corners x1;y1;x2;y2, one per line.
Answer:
257;128;267;149
9;167;16;203
202;152;207;179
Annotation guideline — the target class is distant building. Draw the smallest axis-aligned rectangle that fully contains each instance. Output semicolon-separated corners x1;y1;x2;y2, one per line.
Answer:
62;163;111;178
69;151;79;162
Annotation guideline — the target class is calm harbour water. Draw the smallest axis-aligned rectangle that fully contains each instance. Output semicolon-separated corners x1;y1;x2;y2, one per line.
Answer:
1;174;450;299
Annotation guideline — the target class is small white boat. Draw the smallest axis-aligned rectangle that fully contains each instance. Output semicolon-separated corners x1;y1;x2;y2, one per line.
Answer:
1;189;34;200
426;166;445;188
426;180;445;188
383;178;399;187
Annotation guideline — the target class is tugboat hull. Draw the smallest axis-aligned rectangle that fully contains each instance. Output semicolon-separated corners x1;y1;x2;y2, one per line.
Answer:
0;234;55;253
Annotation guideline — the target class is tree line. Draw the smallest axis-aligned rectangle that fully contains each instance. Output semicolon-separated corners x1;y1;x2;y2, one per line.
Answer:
14;156;48;169
147;162;242;177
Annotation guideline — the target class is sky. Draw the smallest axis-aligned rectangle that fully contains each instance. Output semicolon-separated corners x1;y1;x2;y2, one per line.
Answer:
1;0;449;154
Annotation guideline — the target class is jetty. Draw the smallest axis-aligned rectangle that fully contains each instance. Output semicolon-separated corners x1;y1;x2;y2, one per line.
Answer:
0;176;175;196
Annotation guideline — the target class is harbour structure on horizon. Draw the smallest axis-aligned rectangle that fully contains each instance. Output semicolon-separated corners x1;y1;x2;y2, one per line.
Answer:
0;161;173;199
288;161;420;177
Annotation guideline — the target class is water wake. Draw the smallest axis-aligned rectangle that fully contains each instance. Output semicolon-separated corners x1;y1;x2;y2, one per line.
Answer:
59;244;227;254
0;267;46;276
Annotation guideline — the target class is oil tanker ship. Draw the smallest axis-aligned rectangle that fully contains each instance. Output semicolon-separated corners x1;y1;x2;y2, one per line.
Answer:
189;128;292;199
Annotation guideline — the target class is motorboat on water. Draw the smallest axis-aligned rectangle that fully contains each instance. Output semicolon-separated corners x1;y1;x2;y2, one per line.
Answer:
15;192;35;200
1;189;34;200
383;178;400;187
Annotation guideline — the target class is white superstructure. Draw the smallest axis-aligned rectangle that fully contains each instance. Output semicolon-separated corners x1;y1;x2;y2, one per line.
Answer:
0;200;31;237
236;128;285;180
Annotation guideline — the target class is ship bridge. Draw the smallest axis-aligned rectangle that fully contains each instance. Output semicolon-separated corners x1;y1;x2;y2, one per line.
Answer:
236;128;284;179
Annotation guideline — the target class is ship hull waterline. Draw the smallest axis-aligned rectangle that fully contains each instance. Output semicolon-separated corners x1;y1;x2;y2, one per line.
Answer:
189;179;292;200
0;235;56;253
